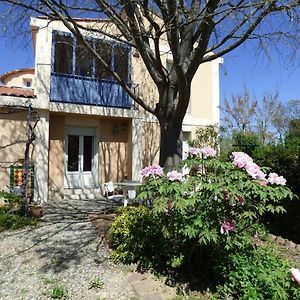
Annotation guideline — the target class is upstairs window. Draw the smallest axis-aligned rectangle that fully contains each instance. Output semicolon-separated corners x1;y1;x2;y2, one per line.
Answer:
23;79;32;88
52;31;131;82
75;40;94;77
95;40;112;80
54;35;73;74
114;45;129;82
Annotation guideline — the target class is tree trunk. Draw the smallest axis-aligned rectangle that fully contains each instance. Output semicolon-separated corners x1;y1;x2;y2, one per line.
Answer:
157;80;191;170
159;119;183;171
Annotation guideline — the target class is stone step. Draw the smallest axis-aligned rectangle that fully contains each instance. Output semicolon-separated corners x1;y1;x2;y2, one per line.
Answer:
64;193;104;200
64;188;102;195
49;188;105;201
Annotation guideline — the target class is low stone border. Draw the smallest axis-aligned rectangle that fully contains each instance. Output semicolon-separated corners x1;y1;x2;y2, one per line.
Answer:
267;234;300;250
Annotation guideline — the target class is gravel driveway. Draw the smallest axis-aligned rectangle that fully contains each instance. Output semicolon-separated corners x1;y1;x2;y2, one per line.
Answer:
0;199;137;300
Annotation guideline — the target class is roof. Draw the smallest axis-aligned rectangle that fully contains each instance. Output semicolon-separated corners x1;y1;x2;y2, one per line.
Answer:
37;15;110;23
0;68;35;83
0;86;35;98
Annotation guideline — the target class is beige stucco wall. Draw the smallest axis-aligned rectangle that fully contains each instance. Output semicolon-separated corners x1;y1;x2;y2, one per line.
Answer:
190;62;214;121
2;70;35;88
0;111;29;191
49;114;65;191
99;118;130;183
142;121;160;167
47;113;132;191
132;55;158;108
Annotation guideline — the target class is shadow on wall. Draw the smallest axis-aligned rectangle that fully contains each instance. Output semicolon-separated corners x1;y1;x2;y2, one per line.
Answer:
0;111;35;190
100;142;128;183
142;121;160;166
48;139;64;194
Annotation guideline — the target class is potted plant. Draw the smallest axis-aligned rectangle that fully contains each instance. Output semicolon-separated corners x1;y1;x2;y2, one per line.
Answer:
28;202;44;218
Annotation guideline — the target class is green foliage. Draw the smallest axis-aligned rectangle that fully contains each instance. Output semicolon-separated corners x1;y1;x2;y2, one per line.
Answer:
253;141;300;242
108;206;174;268
253;142;300;195
232;131;260;156
140;157;291;251
189;125;223;151
88;276;104;289
0;190;23;212
49;286;68;299
0;210;37;231
109;151;295;297
215;246;300;300
0;191;37;231
110;153;293;271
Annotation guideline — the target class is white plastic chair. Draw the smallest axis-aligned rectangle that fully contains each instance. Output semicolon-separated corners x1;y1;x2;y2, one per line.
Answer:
103;182;125;211
124;189;137;207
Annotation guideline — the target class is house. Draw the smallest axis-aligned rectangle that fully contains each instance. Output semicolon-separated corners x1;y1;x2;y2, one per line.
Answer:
0;17;222;203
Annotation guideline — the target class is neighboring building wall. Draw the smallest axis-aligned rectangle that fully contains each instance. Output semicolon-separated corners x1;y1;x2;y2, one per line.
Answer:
2;70;35;88
0;111;29;191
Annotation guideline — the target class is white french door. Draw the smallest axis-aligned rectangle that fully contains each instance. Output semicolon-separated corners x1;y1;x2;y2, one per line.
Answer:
65;127;98;188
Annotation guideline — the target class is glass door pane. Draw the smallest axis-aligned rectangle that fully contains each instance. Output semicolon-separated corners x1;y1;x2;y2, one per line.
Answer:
68;135;79;171
83;136;93;171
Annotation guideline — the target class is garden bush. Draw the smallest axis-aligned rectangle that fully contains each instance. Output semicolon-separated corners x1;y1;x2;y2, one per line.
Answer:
214;246;300;299
108;148;298;296
253;139;300;242
0;191;37;231
108;206;177;269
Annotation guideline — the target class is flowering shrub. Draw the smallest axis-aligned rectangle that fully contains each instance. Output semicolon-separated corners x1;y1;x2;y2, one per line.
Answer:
109;149;297;295
138;151;292;251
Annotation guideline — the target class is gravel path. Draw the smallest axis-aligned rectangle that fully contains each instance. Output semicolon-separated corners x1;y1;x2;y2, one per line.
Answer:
0;200;137;300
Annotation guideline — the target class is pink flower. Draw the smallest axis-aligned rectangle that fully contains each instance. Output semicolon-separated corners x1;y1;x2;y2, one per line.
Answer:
231;152;267;180
245;162;266;180
188;147;201;156
140;164;163;178
167;170;183;181
268;173;287;186
200;146;217;158
232;152;253;169
291;268;300;286
220;220;236;234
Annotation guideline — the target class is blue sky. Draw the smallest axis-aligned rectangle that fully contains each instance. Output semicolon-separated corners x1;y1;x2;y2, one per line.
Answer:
220;43;300;104
0;30;299;105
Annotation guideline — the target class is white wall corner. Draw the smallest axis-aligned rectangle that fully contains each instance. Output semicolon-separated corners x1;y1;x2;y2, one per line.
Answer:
33;26;52;110
131;117;143;181
212;58;222;125
34;110;49;203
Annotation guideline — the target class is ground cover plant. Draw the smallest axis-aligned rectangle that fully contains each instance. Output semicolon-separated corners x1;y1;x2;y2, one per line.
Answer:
109;149;300;298
0;191;37;231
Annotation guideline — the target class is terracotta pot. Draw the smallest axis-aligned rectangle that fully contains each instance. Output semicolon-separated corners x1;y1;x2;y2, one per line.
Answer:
28;206;44;218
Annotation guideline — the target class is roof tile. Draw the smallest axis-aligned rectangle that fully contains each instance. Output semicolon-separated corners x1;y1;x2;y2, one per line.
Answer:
0;86;35;98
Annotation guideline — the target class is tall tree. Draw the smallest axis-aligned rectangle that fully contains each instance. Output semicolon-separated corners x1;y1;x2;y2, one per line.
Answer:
1;0;299;168
223;89;258;133
223;89;299;144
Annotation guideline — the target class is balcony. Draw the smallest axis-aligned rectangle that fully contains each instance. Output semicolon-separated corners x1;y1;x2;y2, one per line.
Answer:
50;73;134;109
